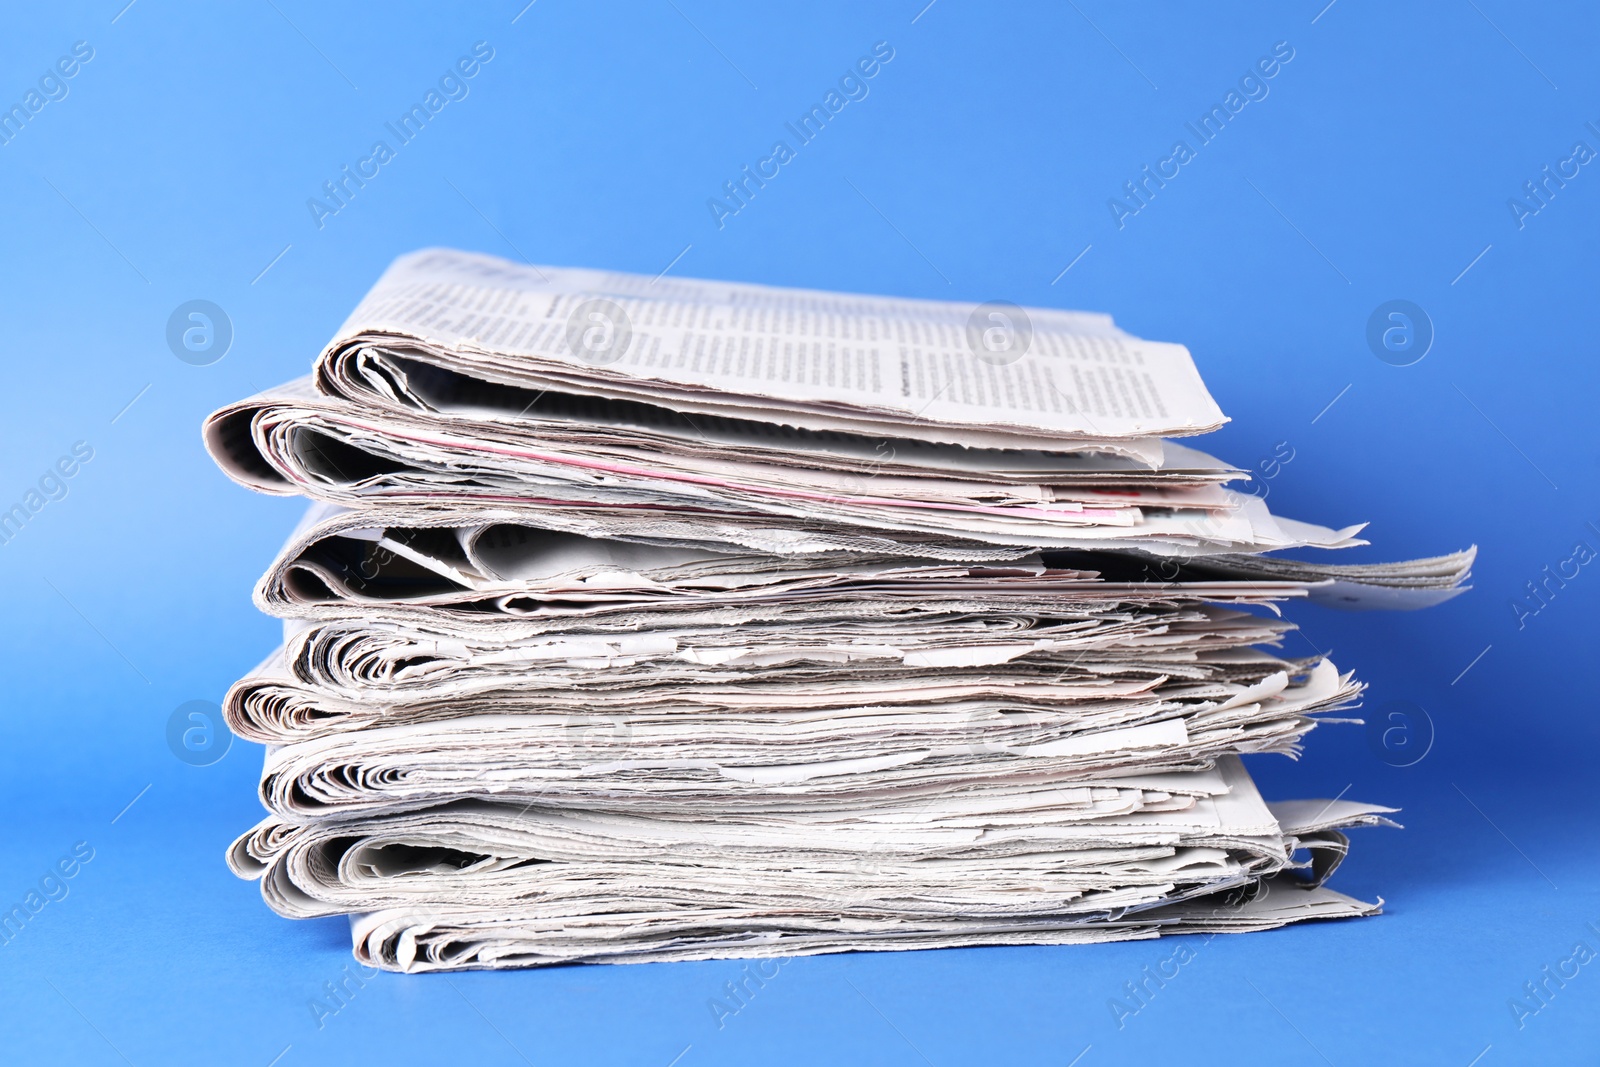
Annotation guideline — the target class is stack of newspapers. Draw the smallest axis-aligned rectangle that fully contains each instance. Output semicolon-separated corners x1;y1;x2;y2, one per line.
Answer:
205;249;1471;972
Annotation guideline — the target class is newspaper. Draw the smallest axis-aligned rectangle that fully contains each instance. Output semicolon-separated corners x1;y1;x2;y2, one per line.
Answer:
194;251;1339;558
225;757;1396;970
247;503;1469;630
207;375;1360;558
347;878;1385;971
247;659;1355;821
228;602;1311;745
200;249;1471;971
200;251;1482;566
311;249;1227;445
206;378;1266;554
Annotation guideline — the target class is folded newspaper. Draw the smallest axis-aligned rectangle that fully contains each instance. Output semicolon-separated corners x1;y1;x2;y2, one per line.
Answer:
206;249;1470;971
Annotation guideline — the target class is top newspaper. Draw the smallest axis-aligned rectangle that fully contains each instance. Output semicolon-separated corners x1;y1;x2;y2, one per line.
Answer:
313;248;1226;445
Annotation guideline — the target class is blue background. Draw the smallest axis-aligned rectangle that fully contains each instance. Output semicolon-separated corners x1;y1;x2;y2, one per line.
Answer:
1;1;1595;1063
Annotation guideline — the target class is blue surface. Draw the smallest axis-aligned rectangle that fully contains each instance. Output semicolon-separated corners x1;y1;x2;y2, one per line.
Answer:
1;2;1596;1063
